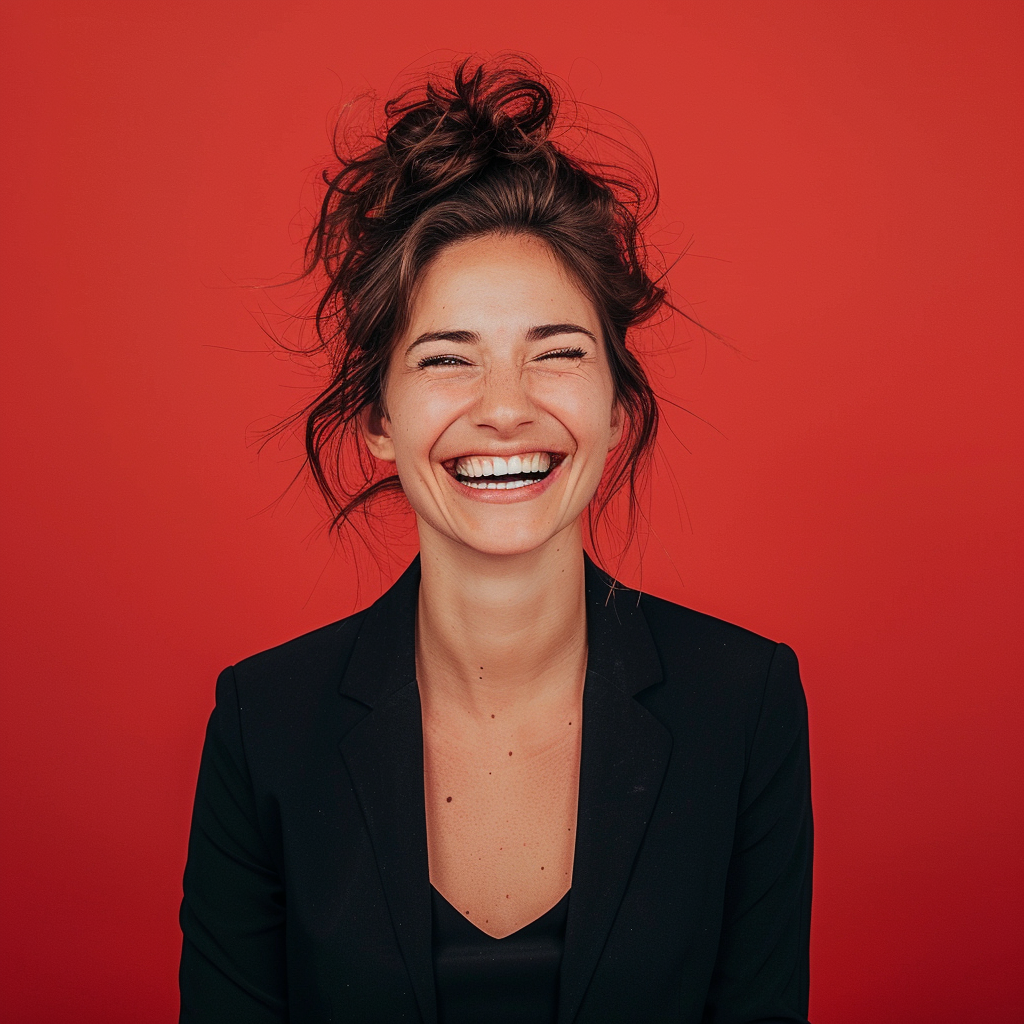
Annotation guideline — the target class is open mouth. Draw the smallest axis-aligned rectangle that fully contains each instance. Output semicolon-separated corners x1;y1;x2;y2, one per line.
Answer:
445;451;565;491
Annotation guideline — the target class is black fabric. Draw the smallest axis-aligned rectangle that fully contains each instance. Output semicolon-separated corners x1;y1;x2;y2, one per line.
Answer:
431;885;569;1024
180;554;813;1023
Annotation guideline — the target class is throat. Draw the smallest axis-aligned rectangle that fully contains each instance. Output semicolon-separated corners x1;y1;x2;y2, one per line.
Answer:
414;544;589;717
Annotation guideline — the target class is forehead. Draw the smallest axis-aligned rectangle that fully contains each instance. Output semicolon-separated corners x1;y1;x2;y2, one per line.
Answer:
407;233;599;330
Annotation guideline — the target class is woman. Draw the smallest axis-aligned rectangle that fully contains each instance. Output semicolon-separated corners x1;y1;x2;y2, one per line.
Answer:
179;58;813;1024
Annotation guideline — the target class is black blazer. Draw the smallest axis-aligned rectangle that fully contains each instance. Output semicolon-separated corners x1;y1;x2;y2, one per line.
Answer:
180;556;812;1023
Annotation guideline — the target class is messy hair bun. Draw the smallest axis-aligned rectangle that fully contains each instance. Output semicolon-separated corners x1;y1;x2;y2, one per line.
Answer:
296;55;668;551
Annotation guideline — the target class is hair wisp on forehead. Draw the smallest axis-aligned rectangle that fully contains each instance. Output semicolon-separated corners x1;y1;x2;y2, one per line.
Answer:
293;55;669;557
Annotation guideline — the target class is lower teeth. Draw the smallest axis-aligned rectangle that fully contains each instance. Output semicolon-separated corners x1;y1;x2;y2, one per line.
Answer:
459;477;541;490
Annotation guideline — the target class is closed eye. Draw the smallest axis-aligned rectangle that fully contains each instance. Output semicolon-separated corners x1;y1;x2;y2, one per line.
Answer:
537;346;587;361
417;354;472;368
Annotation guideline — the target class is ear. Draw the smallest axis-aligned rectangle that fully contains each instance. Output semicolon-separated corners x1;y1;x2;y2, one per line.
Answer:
608;399;625;451
359;403;397;463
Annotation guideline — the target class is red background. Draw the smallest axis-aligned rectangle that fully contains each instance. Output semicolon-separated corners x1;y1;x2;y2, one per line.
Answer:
1;2;1022;1020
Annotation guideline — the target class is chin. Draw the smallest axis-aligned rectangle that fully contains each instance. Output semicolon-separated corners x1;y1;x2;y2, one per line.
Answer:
454;524;562;559
419;506;576;559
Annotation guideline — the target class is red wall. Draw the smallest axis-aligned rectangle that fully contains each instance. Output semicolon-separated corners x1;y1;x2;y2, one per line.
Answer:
1;2;1021;1020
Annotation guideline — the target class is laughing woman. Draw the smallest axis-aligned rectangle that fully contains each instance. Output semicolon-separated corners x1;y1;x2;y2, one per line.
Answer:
179;58;813;1024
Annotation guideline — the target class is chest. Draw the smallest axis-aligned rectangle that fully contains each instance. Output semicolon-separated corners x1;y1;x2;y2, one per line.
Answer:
422;710;582;939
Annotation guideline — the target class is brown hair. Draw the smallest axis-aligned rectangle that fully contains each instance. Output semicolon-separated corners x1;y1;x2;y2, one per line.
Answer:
291;55;669;552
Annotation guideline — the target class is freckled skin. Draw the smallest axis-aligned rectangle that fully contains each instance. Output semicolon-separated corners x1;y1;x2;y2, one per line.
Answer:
422;696;581;938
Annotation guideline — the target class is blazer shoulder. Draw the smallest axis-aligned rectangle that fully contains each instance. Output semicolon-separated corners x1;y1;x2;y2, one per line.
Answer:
635;591;804;757
228;607;369;707
639;589;784;657
638;589;797;702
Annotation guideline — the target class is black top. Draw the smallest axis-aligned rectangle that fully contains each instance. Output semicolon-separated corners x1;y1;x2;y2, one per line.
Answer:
431;885;570;1024
180;554;812;1023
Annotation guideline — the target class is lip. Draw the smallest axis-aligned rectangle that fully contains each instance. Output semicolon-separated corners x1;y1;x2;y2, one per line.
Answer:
441;451;568;504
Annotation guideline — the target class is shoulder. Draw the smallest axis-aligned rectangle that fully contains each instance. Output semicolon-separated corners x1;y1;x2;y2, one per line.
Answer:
638;589;786;677
226;607;369;713
205;608;373;784
635;589;804;748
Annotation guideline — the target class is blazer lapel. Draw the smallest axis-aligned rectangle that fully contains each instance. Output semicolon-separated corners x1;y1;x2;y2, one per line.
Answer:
557;559;673;1024
336;558;438;1024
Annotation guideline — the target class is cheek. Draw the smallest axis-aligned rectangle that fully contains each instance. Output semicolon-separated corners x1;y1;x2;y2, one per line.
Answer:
530;373;616;448
387;379;473;460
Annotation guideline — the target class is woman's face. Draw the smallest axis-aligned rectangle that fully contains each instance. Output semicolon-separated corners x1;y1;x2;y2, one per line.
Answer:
362;232;623;558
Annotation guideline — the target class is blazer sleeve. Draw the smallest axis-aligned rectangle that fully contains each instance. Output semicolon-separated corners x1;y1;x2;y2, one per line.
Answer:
179;665;288;1023
702;642;814;1024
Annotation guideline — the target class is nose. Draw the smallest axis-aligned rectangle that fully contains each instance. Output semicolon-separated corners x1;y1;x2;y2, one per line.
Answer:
471;362;537;435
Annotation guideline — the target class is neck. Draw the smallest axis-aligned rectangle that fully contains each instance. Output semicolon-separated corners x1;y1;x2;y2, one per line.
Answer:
415;521;588;720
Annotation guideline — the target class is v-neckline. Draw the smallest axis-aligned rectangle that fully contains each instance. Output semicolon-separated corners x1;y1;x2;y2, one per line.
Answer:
430;883;572;941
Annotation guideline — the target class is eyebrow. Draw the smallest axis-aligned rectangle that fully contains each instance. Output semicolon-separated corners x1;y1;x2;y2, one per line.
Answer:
407;322;597;351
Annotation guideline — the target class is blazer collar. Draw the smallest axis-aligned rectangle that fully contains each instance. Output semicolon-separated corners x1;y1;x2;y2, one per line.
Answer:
337;554;671;1024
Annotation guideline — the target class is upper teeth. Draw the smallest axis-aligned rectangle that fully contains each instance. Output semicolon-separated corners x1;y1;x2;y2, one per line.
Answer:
454;452;552;478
